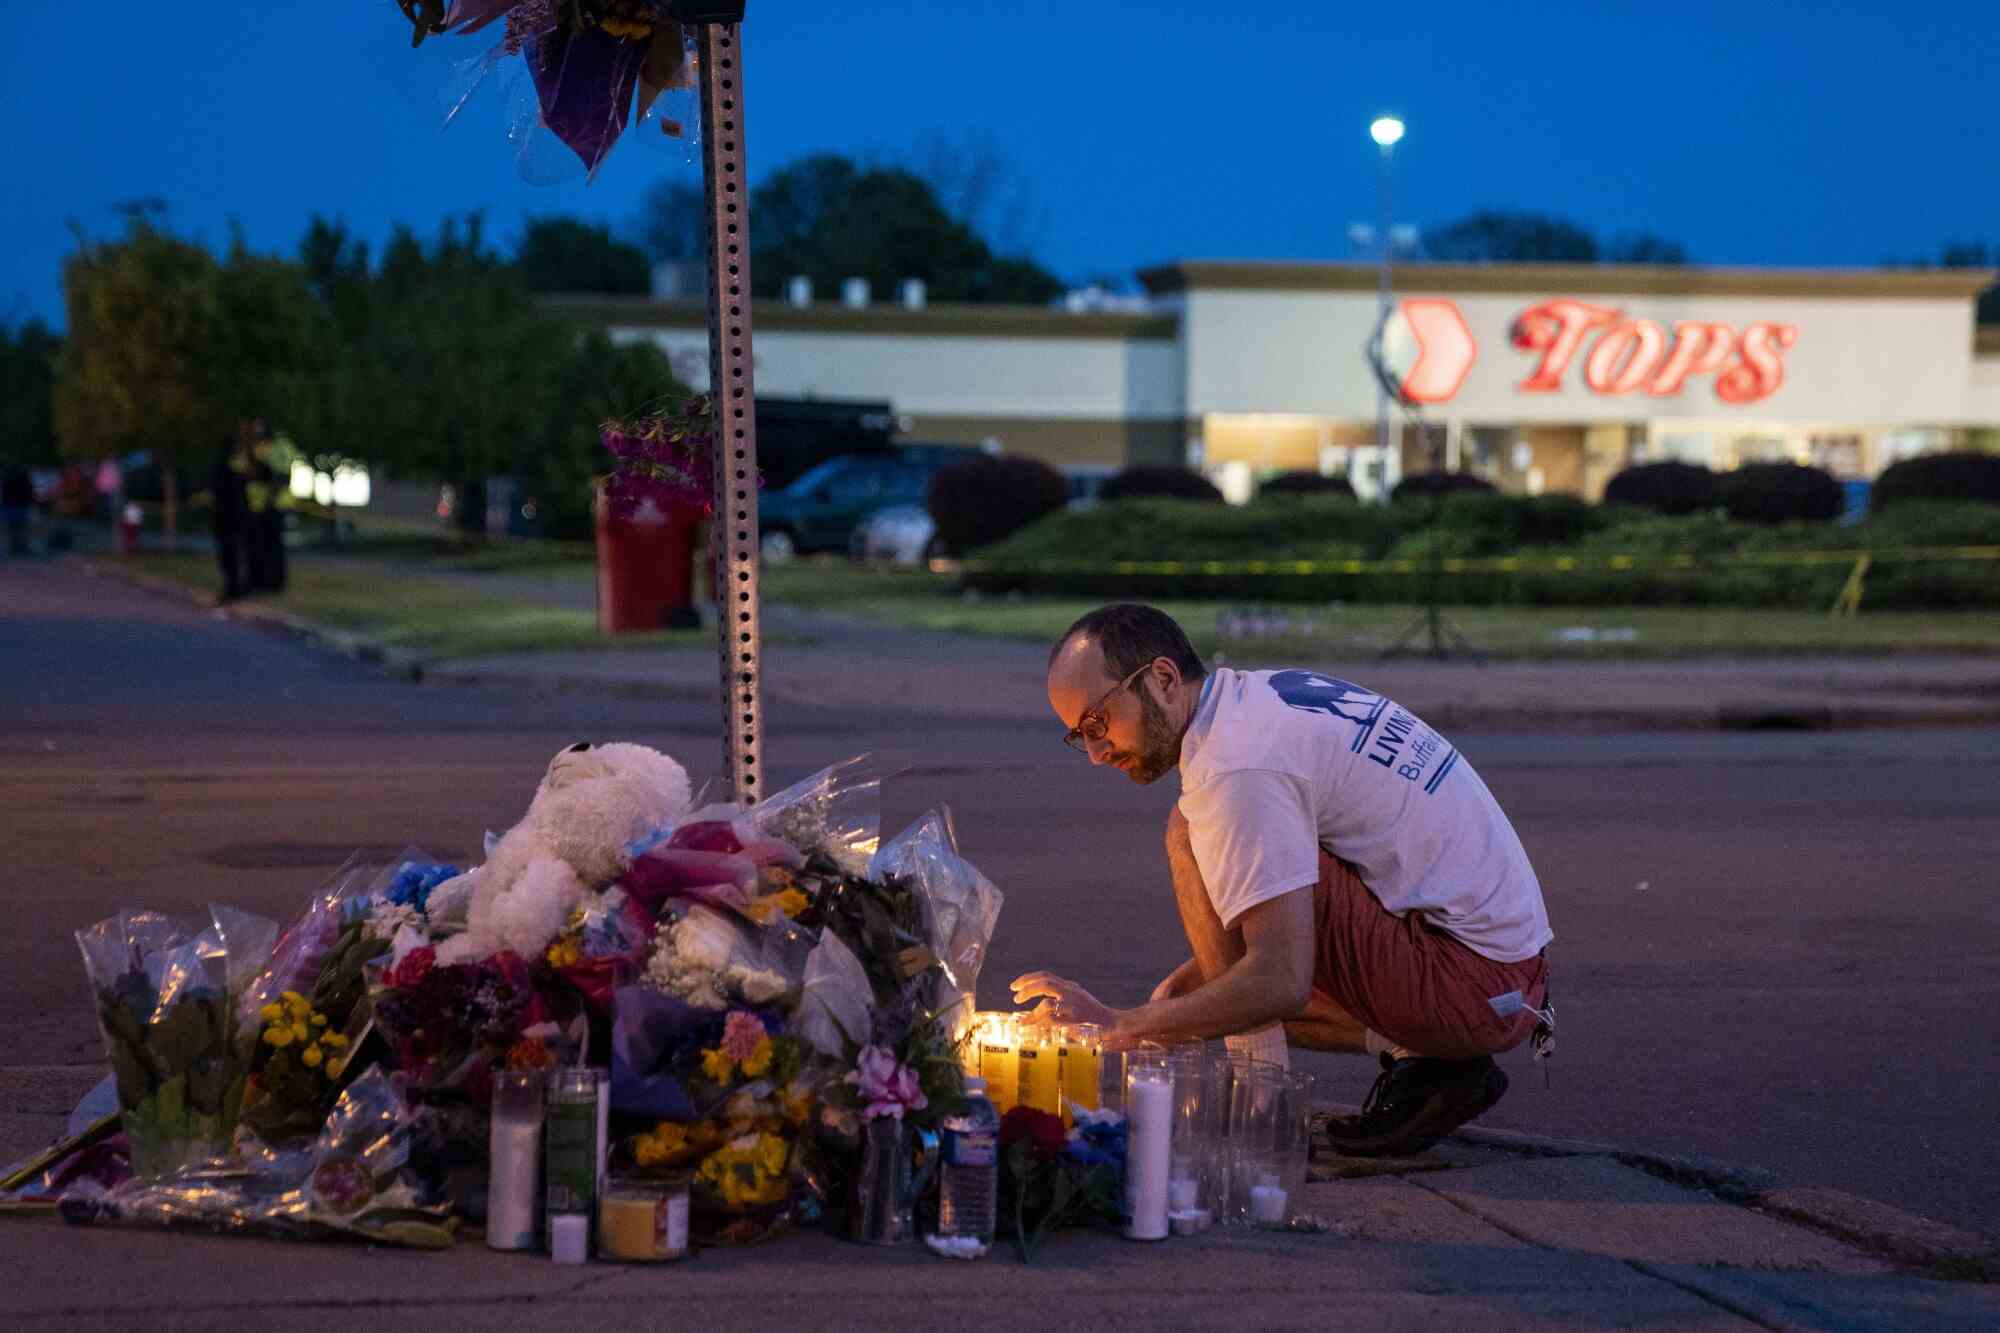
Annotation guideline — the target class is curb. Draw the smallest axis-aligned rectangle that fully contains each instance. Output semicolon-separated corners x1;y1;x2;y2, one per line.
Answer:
78;559;2000;734
1315;1107;1999;1280
81;559;431;683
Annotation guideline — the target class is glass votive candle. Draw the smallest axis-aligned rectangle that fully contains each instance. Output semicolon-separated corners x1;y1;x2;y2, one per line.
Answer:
1018;1023;1062;1116
976;1012;1020;1114
597;1170;691;1262
1057;1023;1102;1125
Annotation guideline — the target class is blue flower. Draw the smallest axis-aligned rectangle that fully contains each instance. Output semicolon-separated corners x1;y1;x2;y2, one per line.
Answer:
382;861;459;915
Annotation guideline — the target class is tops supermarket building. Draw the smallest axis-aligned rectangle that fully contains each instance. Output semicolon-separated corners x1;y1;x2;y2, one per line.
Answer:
555;261;2000;503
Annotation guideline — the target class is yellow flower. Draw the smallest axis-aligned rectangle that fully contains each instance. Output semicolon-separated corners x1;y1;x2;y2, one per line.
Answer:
701;1048;735;1083
779;1081;814;1126
291;1022;310;1043
775;888;809;919
740;1035;773;1079
280;990;305;1008
755;1133;788;1176
311;1013;328;1027
546;936;582;969
322;1032;348;1049
654;1122;689;1155
259;1002;284;1023
634;1136;665;1167
264;1025;294;1048
301;1043;324;1068
743;897;780;925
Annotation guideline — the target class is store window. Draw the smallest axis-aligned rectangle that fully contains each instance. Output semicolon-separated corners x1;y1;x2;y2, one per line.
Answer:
1731;435;1789;466
1651;433;1713;467
1808;434;1865;477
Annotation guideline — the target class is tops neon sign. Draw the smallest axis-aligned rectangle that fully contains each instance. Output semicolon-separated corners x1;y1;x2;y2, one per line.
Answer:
1509;299;1798;405
1388;298;1799;406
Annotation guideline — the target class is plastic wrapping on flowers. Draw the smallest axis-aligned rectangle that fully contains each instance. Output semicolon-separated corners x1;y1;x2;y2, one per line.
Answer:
59;1067;455;1248
74;906;276;1179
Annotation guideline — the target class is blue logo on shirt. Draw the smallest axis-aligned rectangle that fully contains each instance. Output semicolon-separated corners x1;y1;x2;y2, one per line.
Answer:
1268;670;1384;725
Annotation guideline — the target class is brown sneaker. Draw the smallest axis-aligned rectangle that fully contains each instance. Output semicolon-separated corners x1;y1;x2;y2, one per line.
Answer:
1321;1053;1508;1157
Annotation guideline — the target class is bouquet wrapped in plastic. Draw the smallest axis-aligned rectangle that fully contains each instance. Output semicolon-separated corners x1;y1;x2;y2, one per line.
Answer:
75;907;276;1179
59;1067;455;1249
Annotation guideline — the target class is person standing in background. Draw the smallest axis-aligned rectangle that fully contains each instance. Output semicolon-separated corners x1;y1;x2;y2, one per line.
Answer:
2;461;34;556
245;418;287;594
93;456;122;524
208;433;250;603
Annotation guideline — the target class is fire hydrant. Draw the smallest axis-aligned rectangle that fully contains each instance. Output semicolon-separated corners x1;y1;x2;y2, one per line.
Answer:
117;502;143;557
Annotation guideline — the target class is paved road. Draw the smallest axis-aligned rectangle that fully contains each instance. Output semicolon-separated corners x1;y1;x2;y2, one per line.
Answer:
3;556;1997;1240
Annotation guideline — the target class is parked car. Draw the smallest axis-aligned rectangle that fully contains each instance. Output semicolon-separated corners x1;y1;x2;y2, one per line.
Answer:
850;503;939;566
758;447;976;561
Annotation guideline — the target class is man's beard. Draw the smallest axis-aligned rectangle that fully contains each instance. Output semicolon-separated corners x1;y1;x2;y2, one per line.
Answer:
1111;686;1181;785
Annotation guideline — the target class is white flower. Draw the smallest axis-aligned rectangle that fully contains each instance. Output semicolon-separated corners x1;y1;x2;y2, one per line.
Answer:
729;964;788;1006
673;908;739;972
366;901;419;943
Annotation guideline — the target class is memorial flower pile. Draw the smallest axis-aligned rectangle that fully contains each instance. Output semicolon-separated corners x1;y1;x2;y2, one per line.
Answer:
32;753;1011;1250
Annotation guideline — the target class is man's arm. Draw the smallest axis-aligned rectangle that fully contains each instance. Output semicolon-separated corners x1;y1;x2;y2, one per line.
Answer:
1013;888;1316;1046
1112;887;1315;1043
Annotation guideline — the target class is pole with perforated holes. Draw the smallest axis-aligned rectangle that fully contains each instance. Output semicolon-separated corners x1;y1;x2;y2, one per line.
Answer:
677;4;763;802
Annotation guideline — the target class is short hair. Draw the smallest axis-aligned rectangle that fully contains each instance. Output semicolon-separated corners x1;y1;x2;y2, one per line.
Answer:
1049;603;1206;682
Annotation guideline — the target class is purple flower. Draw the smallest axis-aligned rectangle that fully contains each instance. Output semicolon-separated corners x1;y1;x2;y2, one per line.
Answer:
846;1044;928;1121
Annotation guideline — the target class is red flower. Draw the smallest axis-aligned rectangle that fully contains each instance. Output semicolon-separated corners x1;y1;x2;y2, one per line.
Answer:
385;947;436;990
1000;1106;1066;1158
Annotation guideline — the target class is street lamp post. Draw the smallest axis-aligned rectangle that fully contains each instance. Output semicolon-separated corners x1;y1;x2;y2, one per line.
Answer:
1369;116;1404;491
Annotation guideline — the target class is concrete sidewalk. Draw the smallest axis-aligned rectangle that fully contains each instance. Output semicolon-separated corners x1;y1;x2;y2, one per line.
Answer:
4;1061;1997;1330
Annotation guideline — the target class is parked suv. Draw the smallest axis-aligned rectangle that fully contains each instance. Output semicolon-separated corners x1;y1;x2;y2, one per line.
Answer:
757;452;943;561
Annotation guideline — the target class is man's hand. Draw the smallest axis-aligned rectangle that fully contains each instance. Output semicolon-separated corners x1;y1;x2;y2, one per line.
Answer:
1149;956;1203;1005
1010;971;1119;1031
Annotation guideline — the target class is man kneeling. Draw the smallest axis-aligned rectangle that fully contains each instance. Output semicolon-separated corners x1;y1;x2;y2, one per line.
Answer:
1013;604;1554;1156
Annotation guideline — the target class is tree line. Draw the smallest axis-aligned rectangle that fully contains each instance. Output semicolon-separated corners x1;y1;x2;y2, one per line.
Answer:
9;150;1992;545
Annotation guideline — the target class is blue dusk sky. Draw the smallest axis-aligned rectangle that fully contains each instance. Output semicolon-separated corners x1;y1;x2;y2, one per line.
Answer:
2;0;1995;328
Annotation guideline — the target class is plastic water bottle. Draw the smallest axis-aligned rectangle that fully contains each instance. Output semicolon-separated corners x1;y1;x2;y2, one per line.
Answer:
934;1076;999;1246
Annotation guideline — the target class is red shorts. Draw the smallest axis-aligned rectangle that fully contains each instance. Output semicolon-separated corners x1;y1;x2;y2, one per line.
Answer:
1311;850;1548;1060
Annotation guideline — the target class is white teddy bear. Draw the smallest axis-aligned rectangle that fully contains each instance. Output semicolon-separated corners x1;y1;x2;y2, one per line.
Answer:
429;741;693;965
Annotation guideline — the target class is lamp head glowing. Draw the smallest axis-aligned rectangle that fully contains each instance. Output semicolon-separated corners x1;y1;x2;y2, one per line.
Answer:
1370;116;1405;148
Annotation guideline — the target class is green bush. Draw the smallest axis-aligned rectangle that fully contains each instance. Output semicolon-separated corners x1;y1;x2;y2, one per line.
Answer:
1714;462;1843;524
1870;451;2000;512
1390;471;1496;501
1098;466;1223;503
958;489;2000;609
1602;460;1719;515
1257;471;1355;499
926;454;1067;555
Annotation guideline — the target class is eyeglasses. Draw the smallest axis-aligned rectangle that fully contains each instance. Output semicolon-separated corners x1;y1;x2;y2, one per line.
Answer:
1062;665;1149;752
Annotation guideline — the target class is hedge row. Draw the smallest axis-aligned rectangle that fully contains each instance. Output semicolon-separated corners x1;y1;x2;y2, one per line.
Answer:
959;499;2000;609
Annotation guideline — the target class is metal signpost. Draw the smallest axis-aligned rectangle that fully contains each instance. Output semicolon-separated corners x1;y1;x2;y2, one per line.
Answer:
674;2;763;802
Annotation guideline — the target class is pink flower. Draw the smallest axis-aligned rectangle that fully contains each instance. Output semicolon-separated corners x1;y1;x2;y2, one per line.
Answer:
846;1045;928;1121
720;1010;767;1064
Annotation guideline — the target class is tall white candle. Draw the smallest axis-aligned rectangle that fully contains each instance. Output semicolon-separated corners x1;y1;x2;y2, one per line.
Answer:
1124;1070;1172;1241
487;1118;542;1250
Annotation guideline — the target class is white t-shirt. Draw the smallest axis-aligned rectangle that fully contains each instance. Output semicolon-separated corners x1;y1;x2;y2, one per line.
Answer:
1177;668;1552;964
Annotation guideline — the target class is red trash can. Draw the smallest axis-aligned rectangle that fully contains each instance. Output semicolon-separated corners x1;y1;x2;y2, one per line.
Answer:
595;489;702;633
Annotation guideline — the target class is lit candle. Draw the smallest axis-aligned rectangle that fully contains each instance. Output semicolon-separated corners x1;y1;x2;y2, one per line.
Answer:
978;1014;1020;1114
1124;1067;1172;1241
1058;1023;1102;1125
1018;1025;1061;1116
1249;1184;1287;1227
